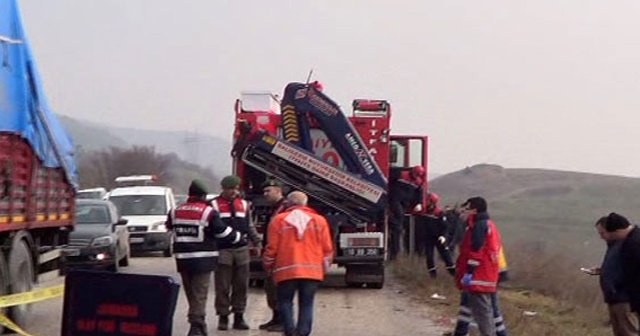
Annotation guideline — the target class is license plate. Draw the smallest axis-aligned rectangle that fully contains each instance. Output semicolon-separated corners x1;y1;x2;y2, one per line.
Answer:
344;248;379;257
129;237;145;244
63;248;80;256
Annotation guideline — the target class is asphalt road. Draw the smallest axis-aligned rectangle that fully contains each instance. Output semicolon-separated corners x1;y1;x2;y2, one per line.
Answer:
22;255;447;336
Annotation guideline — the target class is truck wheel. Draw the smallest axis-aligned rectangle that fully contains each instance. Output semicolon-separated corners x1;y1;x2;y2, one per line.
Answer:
0;252;9;334
8;239;34;327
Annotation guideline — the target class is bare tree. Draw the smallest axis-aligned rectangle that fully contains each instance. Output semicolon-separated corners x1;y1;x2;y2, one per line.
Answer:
77;146;219;193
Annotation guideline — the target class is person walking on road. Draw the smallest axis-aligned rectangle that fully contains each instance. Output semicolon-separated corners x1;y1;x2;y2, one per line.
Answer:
166;180;241;336
583;216;639;336
263;191;334;336
454;196;503;336
211;175;262;331
604;212;640;332
258;179;288;332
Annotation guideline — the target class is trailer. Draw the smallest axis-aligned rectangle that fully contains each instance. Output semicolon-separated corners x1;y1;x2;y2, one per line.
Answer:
0;0;77;327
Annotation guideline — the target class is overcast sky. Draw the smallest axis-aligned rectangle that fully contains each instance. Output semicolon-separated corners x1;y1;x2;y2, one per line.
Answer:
18;1;640;177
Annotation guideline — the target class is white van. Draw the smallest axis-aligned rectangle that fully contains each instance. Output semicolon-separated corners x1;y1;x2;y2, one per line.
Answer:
105;185;175;256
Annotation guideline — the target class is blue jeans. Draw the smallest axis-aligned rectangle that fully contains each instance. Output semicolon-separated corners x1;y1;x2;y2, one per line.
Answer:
277;279;320;336
454;291;507;336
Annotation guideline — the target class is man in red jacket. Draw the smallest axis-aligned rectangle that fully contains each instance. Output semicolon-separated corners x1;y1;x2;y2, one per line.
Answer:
455;196;502;336
263;191;333;336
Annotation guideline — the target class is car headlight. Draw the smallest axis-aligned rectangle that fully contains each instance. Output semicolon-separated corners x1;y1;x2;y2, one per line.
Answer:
151;221;167;232
91;236;113;247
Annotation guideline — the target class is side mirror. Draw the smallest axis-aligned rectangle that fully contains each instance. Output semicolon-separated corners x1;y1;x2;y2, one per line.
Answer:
116;218;128;225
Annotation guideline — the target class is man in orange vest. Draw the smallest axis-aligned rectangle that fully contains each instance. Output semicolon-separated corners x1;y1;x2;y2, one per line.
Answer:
263;191;334;336
455;196;503;336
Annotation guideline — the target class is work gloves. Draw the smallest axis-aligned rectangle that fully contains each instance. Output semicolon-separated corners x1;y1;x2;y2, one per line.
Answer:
461;273;473;286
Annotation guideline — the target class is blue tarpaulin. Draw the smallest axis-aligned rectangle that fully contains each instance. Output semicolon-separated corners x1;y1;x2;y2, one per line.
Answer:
0;0;78;187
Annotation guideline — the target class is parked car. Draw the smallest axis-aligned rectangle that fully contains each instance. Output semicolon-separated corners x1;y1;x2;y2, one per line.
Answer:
64;199;130;272
106;185;175;256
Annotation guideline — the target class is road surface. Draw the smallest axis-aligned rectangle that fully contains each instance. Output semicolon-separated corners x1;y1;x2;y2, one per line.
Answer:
23;255;447;335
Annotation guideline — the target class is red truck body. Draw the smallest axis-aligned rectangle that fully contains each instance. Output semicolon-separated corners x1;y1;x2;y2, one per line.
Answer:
0;0;77;328
0;133;74;231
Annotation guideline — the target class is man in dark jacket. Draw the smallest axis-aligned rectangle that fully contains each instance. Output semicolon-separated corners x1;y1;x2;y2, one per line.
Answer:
605;212;640;329
586;216;639;336
388;165;425;260
166;180;241;336
444;205;466;255
258;179;288;332
415;192;455;278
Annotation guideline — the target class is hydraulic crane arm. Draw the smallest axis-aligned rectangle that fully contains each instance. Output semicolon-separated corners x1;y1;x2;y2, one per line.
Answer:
241;132;386;223
280;82;387;189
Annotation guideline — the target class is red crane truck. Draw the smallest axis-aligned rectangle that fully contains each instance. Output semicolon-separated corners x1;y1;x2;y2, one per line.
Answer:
0;0;77;327
231;83;428;289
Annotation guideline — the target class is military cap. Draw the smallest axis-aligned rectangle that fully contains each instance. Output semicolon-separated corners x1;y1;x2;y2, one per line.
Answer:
261;179;283;189
220;175;241;188
188;179;208;196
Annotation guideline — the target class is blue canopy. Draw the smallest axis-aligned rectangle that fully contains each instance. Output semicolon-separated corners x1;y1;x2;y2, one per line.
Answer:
0;0;78;188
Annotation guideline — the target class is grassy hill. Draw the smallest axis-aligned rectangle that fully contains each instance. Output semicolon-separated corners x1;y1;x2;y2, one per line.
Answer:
429;163;640;264
395;164;640;335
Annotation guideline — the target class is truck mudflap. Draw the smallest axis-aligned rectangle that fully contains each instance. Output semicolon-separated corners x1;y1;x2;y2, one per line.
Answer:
241;133;387;223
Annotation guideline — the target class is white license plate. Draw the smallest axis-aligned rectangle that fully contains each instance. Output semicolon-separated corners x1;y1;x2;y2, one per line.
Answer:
129;237;145;243
344;248;379;256
63;249;80;256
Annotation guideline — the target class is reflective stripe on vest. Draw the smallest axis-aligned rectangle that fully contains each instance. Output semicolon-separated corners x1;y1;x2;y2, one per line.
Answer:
211;198;248;219
173;204;213;243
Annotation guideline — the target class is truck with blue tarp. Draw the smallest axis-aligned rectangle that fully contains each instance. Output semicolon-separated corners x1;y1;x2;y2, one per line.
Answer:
0;0;77;327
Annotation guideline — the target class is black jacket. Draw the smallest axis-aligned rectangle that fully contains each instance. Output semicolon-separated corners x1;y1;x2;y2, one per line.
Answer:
620;226;640;312
600;241;629;304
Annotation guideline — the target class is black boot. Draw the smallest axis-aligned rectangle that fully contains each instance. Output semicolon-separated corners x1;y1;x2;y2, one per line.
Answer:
217;315;229;331
428;268;437;279
259;310;280;330
187;322;207;336
446;266;456;276
233;313;250;330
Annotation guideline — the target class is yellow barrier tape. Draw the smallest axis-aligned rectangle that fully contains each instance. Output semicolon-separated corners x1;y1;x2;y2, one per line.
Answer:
0;313;33;336
0;284;65;336
0;284;64;308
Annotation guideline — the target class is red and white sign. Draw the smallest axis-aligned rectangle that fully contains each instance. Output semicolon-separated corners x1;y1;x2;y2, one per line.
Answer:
271;140;384;204
310;129;344;169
